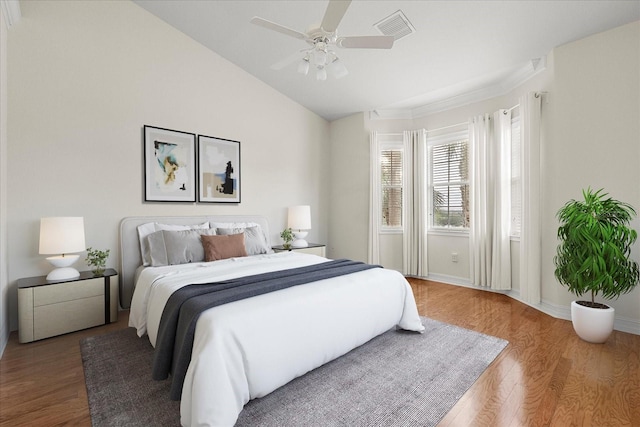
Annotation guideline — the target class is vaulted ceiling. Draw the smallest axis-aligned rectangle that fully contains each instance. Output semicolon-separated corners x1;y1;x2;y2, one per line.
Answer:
134;0;640;121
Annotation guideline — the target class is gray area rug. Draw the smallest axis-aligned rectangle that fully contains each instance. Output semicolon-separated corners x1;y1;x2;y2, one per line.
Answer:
81;317;507;426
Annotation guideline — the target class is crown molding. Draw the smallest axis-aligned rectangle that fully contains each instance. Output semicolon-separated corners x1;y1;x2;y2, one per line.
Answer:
368;109;413;121
370;56;547;121
1;0;21;28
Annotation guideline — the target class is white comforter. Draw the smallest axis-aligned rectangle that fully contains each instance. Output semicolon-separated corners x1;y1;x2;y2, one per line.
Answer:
129;252;425;426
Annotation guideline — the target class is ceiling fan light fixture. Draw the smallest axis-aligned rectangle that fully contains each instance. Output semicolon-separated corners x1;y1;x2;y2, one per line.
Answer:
329;57;348;79
298;57;310;75
313;48;327;66
316;66;327;81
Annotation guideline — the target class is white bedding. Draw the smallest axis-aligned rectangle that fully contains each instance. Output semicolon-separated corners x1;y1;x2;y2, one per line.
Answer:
129;251;425;426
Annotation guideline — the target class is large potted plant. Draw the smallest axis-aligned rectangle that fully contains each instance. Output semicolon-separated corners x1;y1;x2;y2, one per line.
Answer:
554;188;640;343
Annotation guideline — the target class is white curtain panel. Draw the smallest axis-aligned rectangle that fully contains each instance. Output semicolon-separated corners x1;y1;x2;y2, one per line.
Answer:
402;130;428;277
368;132;381;265
519;93;543;304
469;114;492;286
469;112;512;290
491;110;512;290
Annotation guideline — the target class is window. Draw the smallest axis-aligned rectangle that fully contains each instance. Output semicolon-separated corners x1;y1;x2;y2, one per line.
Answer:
429;139;469;229
380;148;403;228
511;116;521;236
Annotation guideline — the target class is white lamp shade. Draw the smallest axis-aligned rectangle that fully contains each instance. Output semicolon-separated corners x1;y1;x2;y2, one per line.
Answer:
288;205;311;248
288;206;311;230
329;58;349;79
316;66;327;81
39;217;86;255
297;59;310;75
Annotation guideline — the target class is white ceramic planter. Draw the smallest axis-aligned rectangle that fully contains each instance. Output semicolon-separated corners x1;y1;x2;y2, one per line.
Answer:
570;301;615;343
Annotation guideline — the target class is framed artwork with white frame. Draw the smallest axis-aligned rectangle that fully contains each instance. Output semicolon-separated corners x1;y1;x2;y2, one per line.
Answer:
143;125;196;202
197;135;241;203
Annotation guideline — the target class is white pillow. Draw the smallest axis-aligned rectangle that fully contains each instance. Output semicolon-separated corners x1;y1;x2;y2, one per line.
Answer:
137;221;209;266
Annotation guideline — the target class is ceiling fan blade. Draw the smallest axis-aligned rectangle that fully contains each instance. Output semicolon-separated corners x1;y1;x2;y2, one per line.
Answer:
321;0;352;33
337;35;395;49
250;17;307;40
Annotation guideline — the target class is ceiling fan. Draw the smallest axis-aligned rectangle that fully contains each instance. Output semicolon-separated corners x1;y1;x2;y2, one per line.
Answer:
250;0;394;80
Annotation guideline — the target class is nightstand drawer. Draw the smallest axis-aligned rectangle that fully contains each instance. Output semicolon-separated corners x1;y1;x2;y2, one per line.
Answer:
33;278;103;306
33;295;104;340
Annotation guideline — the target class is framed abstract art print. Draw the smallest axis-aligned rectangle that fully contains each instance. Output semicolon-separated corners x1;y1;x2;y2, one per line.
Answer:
143;125;196;202
197;135;241;203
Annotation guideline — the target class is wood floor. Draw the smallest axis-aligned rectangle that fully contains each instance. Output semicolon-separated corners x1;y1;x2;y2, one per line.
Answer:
1;278;638;426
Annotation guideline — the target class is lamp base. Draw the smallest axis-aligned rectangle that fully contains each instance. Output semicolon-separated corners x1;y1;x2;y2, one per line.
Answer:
46;267;80;281
291;239;309;248
46;255;80;280
291;231;309;248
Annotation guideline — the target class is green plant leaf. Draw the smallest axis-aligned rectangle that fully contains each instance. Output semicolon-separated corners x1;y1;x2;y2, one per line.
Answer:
554;188;639;301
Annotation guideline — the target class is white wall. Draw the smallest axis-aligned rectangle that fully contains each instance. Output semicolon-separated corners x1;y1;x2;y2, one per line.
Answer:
0;3;10;354
327;113;369;262
542;21;640;327
5;0;330;331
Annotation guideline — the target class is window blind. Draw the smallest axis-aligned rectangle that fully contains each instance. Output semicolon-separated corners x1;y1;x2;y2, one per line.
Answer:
431;140;469;228
381;149;403;227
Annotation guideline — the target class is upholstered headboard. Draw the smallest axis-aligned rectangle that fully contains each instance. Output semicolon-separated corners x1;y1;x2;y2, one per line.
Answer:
119;215;271;309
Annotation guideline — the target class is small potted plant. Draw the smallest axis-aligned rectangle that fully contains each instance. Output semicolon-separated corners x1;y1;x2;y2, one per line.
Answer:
86;247;110;276
554;188;640;343
280;228;294;250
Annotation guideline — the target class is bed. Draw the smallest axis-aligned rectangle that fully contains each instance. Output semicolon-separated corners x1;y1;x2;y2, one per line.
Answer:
120;215;425;426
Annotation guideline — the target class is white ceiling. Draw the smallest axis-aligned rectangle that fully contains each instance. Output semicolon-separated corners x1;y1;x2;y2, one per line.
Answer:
133;0;640;121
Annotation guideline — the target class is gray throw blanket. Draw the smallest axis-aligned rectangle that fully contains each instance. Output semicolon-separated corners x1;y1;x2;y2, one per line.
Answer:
152;259;381;400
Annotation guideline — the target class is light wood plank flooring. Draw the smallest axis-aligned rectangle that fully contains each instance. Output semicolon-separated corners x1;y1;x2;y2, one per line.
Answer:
1;279;639;426
407;278;640;427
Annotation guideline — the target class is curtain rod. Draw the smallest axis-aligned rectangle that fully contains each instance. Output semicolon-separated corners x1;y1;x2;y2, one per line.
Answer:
425;121;468;134
378;91;547;133
506;91;548;113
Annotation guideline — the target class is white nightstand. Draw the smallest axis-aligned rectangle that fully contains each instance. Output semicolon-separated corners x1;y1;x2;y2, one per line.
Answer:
17;269;119;343
272;243;326;257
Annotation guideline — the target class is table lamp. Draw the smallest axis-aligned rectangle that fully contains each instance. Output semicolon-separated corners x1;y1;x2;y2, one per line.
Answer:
39;217;86;280
288;205;311;248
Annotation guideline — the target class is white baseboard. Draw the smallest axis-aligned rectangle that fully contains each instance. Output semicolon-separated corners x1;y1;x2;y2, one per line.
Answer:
418;273;472;288
417;274;640;336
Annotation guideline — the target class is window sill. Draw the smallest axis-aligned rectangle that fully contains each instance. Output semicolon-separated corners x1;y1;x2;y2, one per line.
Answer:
380;228;403;235
428;229;470;237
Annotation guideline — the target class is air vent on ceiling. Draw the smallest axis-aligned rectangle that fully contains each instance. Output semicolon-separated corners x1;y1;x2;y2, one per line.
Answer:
374;10;415;41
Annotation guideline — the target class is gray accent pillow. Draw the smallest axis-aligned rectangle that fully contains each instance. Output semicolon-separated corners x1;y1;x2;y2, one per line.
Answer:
147;229;217;266
138;221;210;266
216;226;270;255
